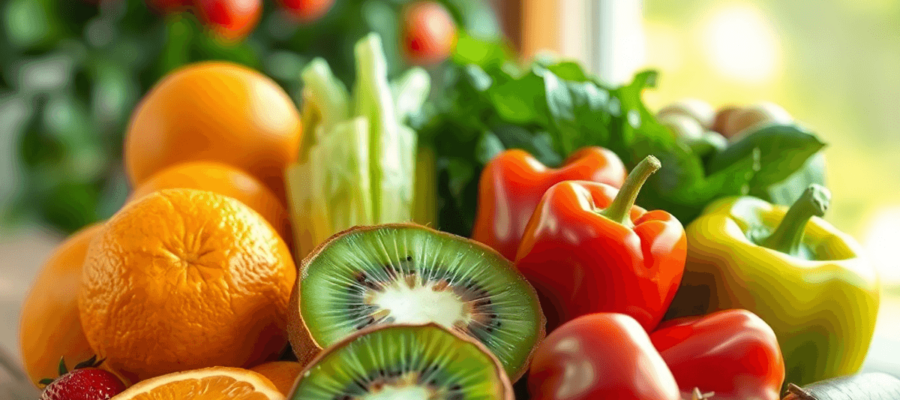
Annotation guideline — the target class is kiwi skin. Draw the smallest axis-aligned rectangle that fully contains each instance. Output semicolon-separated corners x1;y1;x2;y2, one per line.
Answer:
286;322;515;400
286;223;546;382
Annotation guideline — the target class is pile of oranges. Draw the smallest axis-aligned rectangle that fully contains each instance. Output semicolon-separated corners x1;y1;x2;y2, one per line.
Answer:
20;62;309;399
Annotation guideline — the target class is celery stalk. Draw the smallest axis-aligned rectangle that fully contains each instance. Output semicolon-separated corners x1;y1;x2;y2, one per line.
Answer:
313;117;373;234
298;59;350;161
353;34;415;224
286;34;430;260
288;59;352;258
413;146;437;227
391;67;431;123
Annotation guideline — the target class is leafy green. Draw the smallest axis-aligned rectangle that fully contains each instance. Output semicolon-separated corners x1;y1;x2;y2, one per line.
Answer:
415;38;827;235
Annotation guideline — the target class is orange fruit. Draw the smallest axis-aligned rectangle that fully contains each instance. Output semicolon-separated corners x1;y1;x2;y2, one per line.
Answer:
249;361;303;395
124;61;302;201
130;161;291;243
19;224;102;387
79;189;297;382
111;367;284;400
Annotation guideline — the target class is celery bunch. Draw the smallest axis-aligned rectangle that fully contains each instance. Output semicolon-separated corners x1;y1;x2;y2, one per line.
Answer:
286;34;430;259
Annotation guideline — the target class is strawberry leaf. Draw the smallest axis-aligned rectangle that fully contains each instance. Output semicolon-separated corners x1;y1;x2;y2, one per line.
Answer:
74;355;99;370
57;357;68;376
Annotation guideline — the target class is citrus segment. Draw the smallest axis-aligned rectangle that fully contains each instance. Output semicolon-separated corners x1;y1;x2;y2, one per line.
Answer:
111;367;284;400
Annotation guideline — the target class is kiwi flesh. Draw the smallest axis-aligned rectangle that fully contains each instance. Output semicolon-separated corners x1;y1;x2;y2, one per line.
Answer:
287;323;514;400
288;223;545;381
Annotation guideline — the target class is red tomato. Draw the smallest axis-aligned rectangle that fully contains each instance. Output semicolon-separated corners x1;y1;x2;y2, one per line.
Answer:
401;1;457;66
528;313;680;400
279;0;334;22
145;0;191;13
194;0;262;41
650;309;785;400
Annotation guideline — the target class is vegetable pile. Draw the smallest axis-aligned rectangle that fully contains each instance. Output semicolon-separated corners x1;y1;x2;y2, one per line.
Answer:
15;3;890;400
416;35;826;236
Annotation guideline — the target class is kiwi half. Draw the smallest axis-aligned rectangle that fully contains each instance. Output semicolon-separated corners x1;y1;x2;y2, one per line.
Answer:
287;323;514;400
288;223;545;381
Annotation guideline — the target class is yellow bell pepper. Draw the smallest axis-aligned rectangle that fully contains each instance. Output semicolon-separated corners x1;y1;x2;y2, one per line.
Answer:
667;185;880;387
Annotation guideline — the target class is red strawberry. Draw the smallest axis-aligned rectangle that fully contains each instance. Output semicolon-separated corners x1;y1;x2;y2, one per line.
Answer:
39;357;126;400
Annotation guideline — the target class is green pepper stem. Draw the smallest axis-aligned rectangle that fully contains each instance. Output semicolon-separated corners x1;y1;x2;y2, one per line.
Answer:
600;155;661;226
761;184;830;256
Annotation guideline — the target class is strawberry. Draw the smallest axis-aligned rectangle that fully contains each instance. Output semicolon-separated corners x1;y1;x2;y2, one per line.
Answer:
39;356;126;400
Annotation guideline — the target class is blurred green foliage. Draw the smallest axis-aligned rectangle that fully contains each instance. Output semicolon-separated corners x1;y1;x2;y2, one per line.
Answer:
0;0;499;234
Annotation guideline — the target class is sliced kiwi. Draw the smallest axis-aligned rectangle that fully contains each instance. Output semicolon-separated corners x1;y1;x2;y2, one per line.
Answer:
288;323;514;400
288;223;545;381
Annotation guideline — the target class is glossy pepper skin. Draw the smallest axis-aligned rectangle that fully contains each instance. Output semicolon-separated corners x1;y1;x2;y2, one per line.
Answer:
472;147;626;260
650;309;785;400
666;185;880;388
528;313;680;400
516;156;686;332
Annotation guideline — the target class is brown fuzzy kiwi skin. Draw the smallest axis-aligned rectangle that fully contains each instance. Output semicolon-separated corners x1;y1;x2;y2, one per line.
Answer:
287;323;515;400
285;223;547;381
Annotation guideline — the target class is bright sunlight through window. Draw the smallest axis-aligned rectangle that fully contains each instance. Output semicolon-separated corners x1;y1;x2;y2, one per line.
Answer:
864;208;900;284
701;3;780;83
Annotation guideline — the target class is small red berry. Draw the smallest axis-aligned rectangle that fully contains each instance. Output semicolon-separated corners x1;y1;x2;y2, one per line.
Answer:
194;0;262;41
279;0;334;23
39;357;126;400
402;1;457;66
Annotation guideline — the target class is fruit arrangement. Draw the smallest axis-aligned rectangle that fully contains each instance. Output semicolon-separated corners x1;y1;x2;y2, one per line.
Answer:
0;0;491;234
14;3;900;400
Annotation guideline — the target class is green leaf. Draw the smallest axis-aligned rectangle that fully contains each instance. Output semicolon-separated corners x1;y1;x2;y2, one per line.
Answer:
761;151;827;205
488;69;547;125
708;124;826;200
475;132;504;164
452;32;512;70
73;355;98;370
3;0;62;50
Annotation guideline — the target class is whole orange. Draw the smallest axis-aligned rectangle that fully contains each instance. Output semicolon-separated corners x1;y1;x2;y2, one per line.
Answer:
79;189;297;382
19;224;102;387
130;161;291;243
249;361;303;395
124;62;302;201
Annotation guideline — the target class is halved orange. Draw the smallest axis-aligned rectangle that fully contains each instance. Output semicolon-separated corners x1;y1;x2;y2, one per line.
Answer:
111;367;284;399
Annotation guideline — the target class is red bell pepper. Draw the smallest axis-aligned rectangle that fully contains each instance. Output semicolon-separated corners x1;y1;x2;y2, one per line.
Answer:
528;313;680;400
528;311;785;400
650;309;785;400
472;147;626;260
515;156;686;331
